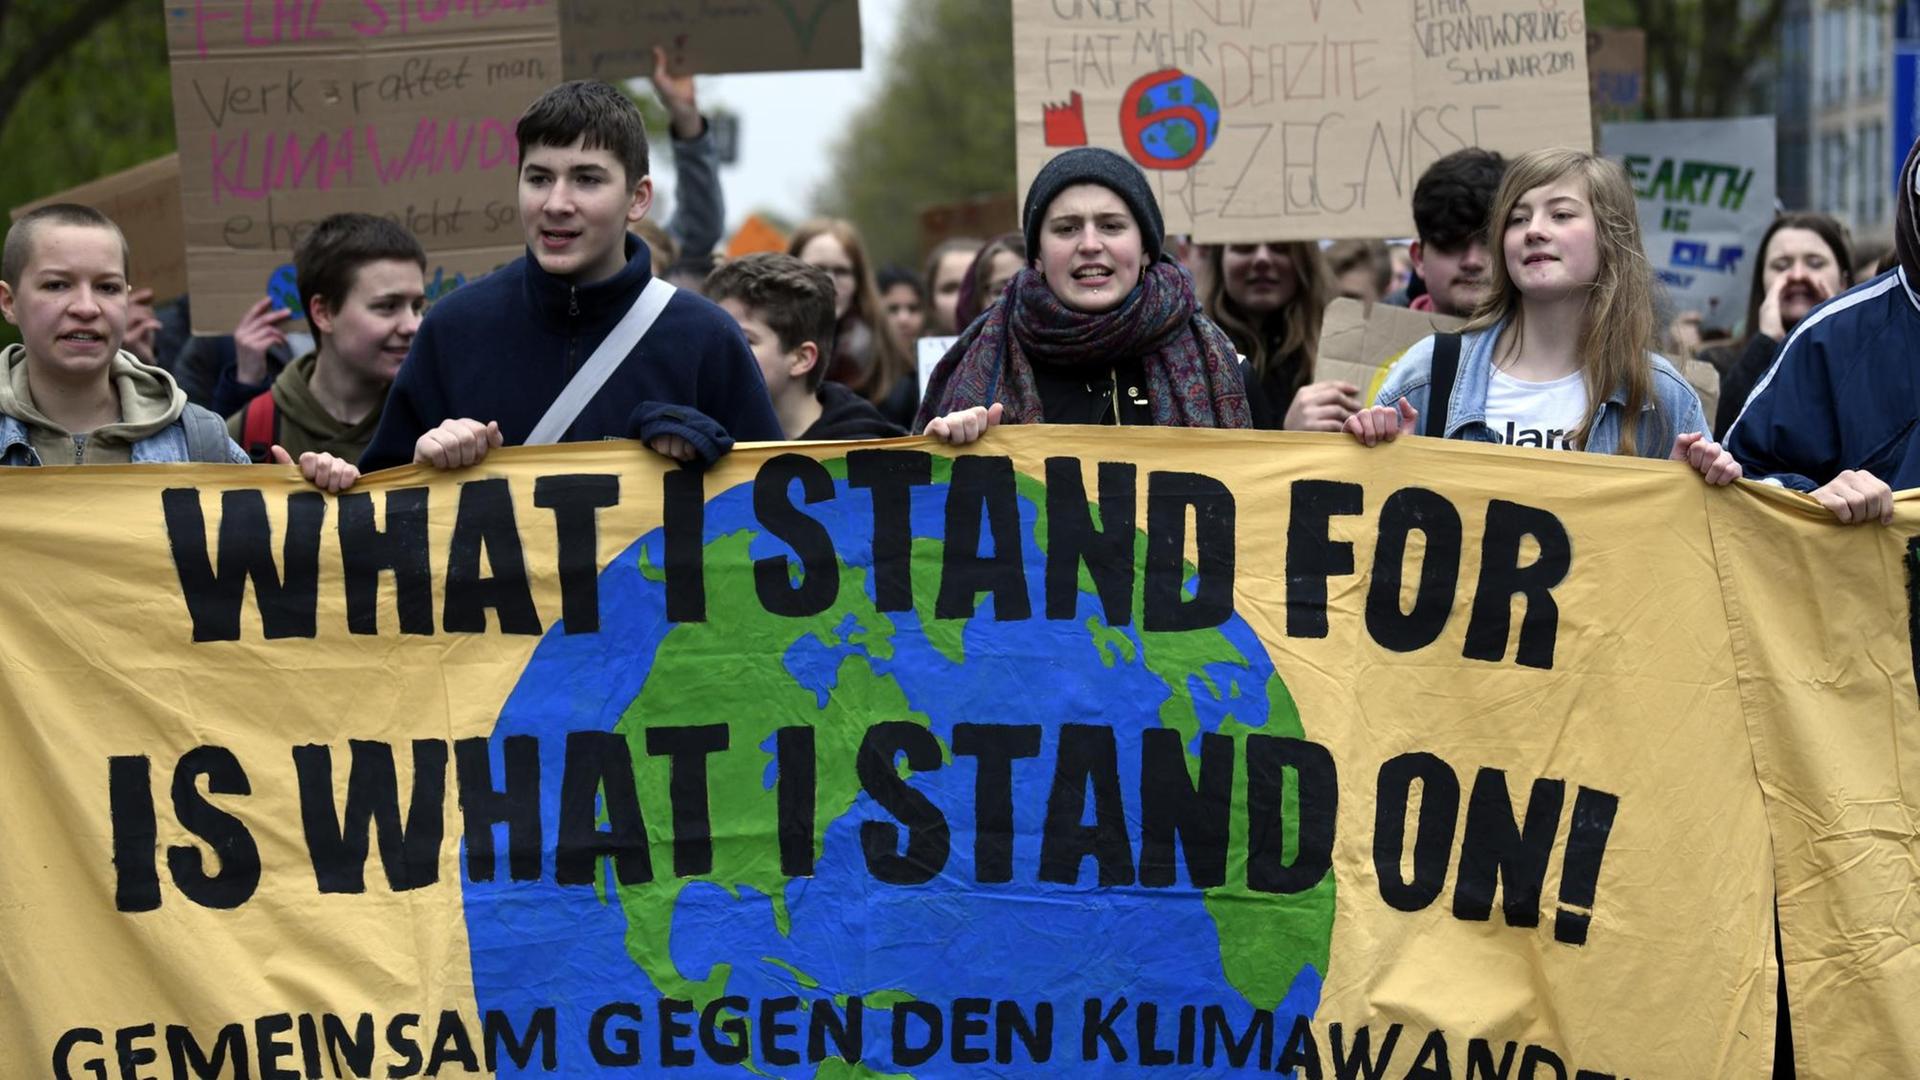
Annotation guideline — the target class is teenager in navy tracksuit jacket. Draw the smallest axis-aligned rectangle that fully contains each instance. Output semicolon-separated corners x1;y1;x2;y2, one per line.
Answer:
1725;152;1920;527
359;80;780;473
1722;135;1920;524
1724;267;1920;509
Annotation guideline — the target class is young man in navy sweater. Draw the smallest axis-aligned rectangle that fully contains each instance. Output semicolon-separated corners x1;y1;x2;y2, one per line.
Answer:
357;81;780;472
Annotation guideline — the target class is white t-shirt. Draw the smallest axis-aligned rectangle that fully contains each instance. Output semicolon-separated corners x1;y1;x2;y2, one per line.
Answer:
1483;367;1587;450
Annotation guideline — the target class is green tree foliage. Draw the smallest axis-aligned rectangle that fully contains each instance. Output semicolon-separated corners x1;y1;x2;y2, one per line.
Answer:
813;0;1015;267
0;1;174;214
1596;0;1786;119
0;1;172;348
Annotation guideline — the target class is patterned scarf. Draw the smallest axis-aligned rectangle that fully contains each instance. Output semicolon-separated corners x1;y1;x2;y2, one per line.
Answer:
1898;136;1920;288
915;259;1251;430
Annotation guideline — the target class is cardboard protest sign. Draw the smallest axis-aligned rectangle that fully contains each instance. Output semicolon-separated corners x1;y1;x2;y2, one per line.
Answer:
726;213;789;259
3;432;1917;1078
918;333;959;394
1603;116;1776;333
1315;297;1464;403
561;0;862;81
1013;0;1593;242
163;3;562;333
1586;28;1644;124
11;154;189;303
919;192;1020;258
1681;354;1721;425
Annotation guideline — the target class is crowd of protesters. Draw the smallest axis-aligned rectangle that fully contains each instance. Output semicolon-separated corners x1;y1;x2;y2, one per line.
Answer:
7;55;1916;1080
2;55;1911;537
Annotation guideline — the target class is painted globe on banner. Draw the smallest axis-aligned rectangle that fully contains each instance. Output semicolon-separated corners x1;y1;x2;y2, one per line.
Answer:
1121;69;1223;170
463;457;1331;1076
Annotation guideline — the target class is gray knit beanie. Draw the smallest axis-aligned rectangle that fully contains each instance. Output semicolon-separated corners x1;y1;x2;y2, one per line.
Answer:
1023;147;1166;263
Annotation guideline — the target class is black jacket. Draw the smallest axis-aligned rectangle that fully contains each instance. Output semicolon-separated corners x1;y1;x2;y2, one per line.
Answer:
1241;359;1299;431
1029;357;1156;425
801;382;907;440
1702;334;1779;437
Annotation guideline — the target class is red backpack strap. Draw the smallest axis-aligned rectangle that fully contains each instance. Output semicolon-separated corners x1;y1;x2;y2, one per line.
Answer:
240;392;277;463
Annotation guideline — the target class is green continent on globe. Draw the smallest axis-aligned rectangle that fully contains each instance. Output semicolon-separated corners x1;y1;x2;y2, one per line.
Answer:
620;528;930;997
1023;470;1333;1007
590;457;1331;1075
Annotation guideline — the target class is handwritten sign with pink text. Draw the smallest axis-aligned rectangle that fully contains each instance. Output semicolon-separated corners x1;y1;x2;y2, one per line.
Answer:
164;1;561;333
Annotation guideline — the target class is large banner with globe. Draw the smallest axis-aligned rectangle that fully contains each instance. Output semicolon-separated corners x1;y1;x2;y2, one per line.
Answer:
2;430;1915;1079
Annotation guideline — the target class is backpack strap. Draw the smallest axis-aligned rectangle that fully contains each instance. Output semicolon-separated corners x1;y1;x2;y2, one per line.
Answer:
527;277;678;445
1423;332;1462;438
181;404;239;464
240;392;278;463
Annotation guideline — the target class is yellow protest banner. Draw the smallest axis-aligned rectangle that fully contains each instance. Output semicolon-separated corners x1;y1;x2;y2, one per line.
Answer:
0;430;1913;1078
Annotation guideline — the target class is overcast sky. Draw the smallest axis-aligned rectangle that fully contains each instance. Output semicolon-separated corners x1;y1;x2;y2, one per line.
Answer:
642;0;907;233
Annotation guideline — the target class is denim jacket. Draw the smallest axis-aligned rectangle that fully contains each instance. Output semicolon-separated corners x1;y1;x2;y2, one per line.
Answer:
0;411;248;466
1374;318;1711;456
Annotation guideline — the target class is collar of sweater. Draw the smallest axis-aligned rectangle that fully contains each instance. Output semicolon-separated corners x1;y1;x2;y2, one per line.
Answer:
517;233;657;334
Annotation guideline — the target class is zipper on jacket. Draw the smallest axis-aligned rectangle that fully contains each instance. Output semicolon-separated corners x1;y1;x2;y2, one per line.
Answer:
566;286;580;374
1109;369;1122;425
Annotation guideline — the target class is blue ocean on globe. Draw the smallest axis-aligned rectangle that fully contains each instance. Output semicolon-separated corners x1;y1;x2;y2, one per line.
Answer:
1136;75;1222;163
265;263;301;317
462;459;1329;1076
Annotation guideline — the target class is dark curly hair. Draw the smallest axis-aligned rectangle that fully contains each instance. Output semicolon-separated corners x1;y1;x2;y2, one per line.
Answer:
1412;148;1507;251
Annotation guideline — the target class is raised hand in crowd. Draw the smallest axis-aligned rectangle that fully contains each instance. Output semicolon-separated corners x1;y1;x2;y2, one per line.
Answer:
1809;469;1894;525
1754;259;1833;341
233;295;292;386
650;44;703;140
1343;398;1418;446
1285;380;1363;432
413;418;502;469
1706;214;1853;435
270;445;359;493
924;403;1002;446
1669;432;1742;485
123;287;163;367
1720;141;1917;517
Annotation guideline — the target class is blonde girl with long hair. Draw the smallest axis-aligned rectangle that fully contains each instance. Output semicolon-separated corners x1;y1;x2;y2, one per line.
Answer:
1344;148;1739;483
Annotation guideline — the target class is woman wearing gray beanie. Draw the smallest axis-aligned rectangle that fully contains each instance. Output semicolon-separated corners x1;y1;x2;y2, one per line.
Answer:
915;147;1250;441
